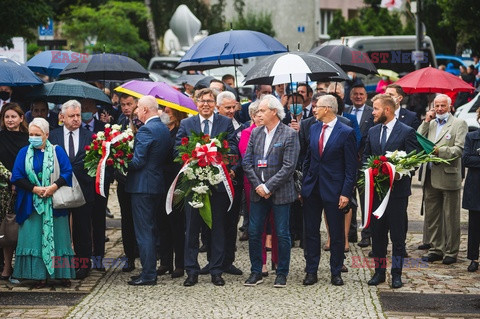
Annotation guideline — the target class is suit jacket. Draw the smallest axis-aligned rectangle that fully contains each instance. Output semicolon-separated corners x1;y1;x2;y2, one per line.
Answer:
417;115;468;190
126;117;170;194
398;108;421;130
363;120;421;198
49;127;95;202
301;120;357;202
242;122;300;205
462;128;480;210
345;104;374;138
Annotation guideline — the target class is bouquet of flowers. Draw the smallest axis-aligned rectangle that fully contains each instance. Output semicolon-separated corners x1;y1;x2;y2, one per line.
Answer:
166;132;235;228
358;150;452;228
84;124;134;197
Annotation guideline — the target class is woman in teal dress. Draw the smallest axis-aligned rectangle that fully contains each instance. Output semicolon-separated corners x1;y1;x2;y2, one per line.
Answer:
11;118;76;288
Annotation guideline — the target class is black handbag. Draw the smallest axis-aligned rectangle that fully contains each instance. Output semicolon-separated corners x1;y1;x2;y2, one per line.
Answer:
0;213;18;247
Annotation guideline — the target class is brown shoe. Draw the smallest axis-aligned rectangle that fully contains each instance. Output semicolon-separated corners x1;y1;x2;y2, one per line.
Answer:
239;231;249;241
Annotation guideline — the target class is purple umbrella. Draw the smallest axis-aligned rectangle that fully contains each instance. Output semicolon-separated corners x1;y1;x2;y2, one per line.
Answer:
114;80;198;115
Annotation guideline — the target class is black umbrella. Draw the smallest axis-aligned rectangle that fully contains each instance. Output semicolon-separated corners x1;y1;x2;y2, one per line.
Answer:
175;59;242;71
243;51;348;86
59;53;149;81
310;45;377;75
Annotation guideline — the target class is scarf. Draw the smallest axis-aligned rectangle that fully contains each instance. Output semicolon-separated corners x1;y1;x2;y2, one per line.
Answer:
25;140;55;275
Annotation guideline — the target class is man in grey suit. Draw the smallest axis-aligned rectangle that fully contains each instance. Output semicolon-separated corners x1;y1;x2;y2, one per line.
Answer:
243;95;300;288
418;94;468;265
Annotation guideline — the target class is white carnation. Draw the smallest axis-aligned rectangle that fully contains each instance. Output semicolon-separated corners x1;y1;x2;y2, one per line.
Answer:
97;131;105;139
188;200;204;208
192;184;209;194
112;124;122;131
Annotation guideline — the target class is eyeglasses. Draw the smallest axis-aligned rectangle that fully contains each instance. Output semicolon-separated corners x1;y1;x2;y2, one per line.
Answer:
198;100;215;105
314;105;331;109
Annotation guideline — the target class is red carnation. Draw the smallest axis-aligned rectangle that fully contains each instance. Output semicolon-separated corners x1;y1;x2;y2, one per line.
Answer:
215;153;223;163
181;153;190;162
380;155;388;162
122;138;128;143
116;150;124;157
372;168;379;177
119;159;125;166
92;134;97;140
381;163;389;175
93;140;98;145
202;134;210;142
127;153;133;160
113;142;120;148
373;159;381;166
93;144;99;151
104;128;111;135
222;140;229;149
181;137;189;146
106;158;114;166
114;153;120;158
84;145;91;151
191;150;198;158
198;157;207;167
128;135;133;141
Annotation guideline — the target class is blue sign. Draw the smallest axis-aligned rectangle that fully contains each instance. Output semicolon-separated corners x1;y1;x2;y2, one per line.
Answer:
38;18;54;37
297;25;305;33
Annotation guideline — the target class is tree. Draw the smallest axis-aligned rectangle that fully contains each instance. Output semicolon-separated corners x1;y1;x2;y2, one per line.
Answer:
144;0;160;56
230;11;275;36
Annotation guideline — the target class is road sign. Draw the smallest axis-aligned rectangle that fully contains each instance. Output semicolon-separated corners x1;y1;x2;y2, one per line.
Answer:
38;18;54;40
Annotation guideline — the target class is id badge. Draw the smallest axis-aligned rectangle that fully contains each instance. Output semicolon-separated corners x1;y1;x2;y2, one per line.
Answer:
257;159;268;168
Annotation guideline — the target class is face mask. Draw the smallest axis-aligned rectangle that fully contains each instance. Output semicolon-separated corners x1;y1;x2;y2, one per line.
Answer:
159;112;170;125
347;74;354;81
29;136;44;148
48;103;55;111
0;91;10;101
436;112;449;121
81;112;93;121
289;103;303;116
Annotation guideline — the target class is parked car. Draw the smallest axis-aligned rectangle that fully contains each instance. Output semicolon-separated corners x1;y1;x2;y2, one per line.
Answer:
436;55;475;76
455;91;480;131
148;56;182;82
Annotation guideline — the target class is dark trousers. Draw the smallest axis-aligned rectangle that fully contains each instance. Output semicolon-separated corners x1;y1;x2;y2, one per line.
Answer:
303;183;345;276
92;193;107;258
117;181;136;260
223;186;242;268
468;210;480;261
184;191;229;276
371;196;408;276
290;199;303;242
71;201;94;268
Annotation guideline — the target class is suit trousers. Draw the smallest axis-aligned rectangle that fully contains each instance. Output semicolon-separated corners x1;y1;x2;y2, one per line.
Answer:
468;210;480;261
92;192;107;259
131;193;162;281
303;183;345;276
223;183;242;268
71;201;94;267
117;181;136;260
424;173;461;258
371;196;407;276
184;191;229;276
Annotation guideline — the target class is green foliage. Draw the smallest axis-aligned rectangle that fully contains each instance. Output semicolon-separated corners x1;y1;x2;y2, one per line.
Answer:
420;0;456;54
62;1;149;63
231;11;275;37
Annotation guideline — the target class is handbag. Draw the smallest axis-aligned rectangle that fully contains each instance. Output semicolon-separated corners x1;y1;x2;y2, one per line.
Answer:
0;213;18;247
51;146;86;209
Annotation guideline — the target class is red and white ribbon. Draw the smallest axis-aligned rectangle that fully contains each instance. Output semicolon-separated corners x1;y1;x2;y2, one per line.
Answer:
361;162;396;229
95;133;124;197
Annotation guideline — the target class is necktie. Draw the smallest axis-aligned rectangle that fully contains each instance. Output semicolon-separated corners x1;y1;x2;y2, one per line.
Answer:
303;109;308;119
318;124;329;157
380;125;388;152
85;124;91;131
203;119;210;135
68;131;75;160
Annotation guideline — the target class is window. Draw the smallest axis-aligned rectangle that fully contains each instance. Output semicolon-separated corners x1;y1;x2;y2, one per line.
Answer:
319;9;335;36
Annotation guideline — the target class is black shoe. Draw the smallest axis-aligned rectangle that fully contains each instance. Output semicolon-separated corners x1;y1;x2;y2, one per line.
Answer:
341;265;348;273
358;238;371;247
239;231;249;241
128;278;157;286
106;207;114;218
273;274;287;288
171;268;185;278
468;261;479;272
130;274;141;281
157;265;172;276
75;268;90;280
244;273;263;286
211;274;225;286
199;264;209;275
331;274;344;286
262;271;268;277
199;244;208;253
422;253;443;263
105;236;110;243
417;243;432;250
122;259;135;272
391;275;402;289
368;251;374;258
442;256;457;265
183;274;198;287
302;273;318;286
224;264;243;275
348;234;358;243
367;272;386;286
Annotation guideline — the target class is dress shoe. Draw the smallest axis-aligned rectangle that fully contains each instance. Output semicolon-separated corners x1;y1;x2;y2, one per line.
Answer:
211;274;225;286
199;264;209;275
199;244;208;253
367;272;386;286
224;264;243;275
273;274;287;288
0;275;11;280
344;247;350;253
105;236;110;243
341;265;348;273
358;238;371;247
171;268;185;278
417;243;432;250
130;274;141;281
128;278;157;286
468;261;479;272
442;256;457;265
323;244;330;251
262;271;268;277
75;268;90;280
391;275;402;289
244;273;263;286
331;274;344;286
183;274;198;287
157;265;172;276
422;253;443;263
348;234;358;243
122;259;135;272
106;207;114;218
302;273;318;286
239;231;249;241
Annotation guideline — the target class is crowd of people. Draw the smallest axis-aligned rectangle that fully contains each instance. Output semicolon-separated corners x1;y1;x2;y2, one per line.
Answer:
0;67;478;290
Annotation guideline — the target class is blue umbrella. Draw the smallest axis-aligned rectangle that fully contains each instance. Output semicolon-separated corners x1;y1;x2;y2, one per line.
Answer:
0;57;43;86
26;50;85;78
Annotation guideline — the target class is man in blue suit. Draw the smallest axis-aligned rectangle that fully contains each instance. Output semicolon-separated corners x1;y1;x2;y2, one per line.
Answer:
301;95;358;286
363;94;421;289
385;84;421;130
126;95;170;286
175;88;238;287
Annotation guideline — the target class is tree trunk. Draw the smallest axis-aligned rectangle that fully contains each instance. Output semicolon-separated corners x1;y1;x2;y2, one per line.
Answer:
144;0;159;57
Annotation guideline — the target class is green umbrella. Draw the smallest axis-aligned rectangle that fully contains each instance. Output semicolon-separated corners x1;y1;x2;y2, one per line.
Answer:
416;132;435;154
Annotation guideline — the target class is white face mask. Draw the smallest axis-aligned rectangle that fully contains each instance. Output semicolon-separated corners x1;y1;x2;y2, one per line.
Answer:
436;112;449;121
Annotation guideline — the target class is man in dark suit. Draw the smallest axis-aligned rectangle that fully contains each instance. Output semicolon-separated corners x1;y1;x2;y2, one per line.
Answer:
126;95;170;286
175;88;238;287
297;83;314;120
363;94;421;288
49;100;95;279
385;84;421;130
301;94;357;286
242;95;300;288
25;99;59;131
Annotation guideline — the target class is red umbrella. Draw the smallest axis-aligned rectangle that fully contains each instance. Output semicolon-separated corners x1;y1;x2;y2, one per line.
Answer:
395;67;474;94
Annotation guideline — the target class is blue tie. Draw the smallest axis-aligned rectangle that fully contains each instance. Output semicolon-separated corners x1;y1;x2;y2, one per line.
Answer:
381;125;387;152
203;119;210;135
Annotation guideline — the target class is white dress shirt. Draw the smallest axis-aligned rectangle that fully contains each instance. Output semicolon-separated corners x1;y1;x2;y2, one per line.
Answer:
82;118;95;131
320;117;338;150
63;126;80;157
351;105;365;126
261;121;281;194
199;114;214;133
380;118;397;144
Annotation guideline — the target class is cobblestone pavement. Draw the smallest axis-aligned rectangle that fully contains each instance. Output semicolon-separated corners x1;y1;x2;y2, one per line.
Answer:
0;180;478;318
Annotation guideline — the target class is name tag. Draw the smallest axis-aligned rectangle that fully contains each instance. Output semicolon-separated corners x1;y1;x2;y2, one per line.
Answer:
258;160;268;168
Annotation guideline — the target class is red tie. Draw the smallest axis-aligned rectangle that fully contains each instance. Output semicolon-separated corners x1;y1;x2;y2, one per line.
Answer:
318;124;328;157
